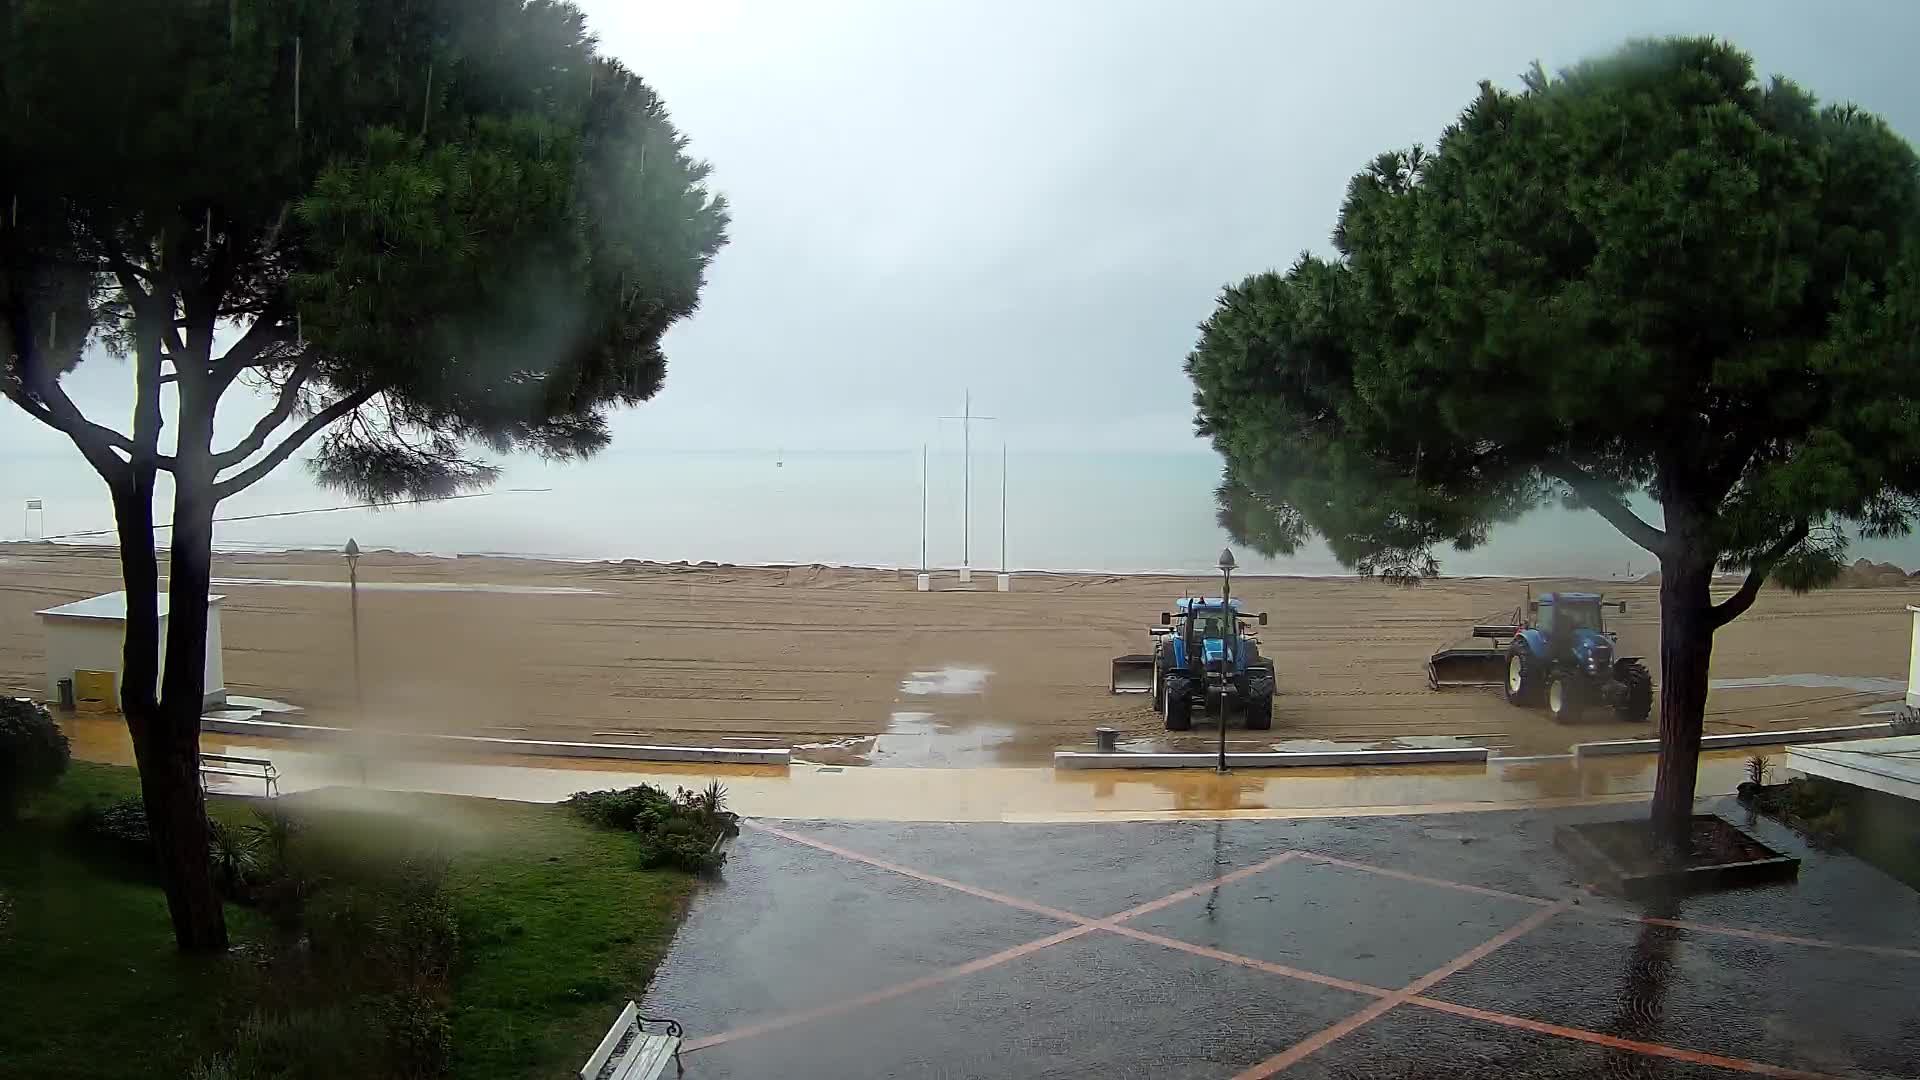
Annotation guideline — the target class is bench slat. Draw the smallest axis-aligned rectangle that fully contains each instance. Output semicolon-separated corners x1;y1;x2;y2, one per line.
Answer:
612;1035;679;1080
580;1001;639;1080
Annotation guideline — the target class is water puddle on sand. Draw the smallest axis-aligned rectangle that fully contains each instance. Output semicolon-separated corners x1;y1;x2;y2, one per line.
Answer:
1711;674;1907;695
209;577;606;595
899;668;991;695
790;667;1015;767
1117;732;1492;755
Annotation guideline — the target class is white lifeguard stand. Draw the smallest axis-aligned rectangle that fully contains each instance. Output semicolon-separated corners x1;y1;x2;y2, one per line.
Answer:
36;591;228;709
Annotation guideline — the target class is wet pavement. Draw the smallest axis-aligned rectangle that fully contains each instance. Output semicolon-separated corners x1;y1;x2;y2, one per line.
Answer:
62;715;1774;821
643;799;1920;1078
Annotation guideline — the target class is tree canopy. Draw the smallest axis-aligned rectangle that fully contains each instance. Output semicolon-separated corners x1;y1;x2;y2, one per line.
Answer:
1186;37;1920;838
0;0;728;949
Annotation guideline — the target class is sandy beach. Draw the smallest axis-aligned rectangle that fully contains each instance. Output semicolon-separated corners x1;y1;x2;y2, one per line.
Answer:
1;543;1912;764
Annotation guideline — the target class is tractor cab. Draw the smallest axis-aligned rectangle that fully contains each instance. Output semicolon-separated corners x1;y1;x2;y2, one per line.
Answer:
1532;593;1620;675
1161;597;1264;674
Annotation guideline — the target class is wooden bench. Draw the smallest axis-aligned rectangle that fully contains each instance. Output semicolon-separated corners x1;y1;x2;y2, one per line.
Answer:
581;1001;682;1080
198;753;279;799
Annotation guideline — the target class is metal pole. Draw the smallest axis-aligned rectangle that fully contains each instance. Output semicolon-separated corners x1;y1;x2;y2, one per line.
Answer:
920;443;928;573
1218;565;1231;774
1000;443;1007;574
962;389;970;574
349;561;362;716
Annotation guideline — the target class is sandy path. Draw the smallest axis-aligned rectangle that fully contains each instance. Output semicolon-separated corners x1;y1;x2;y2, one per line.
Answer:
1;544;1912;763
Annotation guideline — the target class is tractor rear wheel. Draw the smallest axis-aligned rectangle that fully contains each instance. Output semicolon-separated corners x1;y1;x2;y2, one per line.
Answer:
1164;672;1194;731
1244;669;1275;731
1614;660;1653;722
1504;647;1542;706
1547;674;1581;723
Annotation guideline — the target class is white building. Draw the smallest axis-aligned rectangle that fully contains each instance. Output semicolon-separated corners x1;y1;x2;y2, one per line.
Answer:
1786;604;1920;802
36;591;227;709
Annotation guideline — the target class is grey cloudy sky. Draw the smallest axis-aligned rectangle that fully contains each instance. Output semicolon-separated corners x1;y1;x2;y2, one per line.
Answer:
11;1;1920;461
579;0;1920;451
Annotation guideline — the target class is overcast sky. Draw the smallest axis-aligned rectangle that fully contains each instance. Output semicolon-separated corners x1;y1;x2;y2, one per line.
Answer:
12;1;1920;461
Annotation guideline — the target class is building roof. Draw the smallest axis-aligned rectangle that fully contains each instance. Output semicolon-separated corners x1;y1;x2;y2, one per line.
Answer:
36;591;225;622
1787;734;1920;804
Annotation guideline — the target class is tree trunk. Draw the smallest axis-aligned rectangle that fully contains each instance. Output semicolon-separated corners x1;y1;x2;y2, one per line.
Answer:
1650;546;1716;850
148;382;226;952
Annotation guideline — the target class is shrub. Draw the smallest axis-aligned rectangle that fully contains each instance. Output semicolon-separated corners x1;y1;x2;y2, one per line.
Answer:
379;990;452;1079
0;697;70;820
563;784;674;831
208;818;265;899
305;861;459;992
70;795;155;864
246;804;305;872
222;1006;377;1080
568;781;740;872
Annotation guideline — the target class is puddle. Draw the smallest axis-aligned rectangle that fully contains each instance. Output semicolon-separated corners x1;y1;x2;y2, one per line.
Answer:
1116;732;1495;756
791;710;1018;768
1711;674;1907;695
899;668;991;695
226;695;303;714
209;577;605;596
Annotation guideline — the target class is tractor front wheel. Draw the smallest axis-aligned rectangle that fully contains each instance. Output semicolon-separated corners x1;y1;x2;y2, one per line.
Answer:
1164;673;1194;731
1547;674;1581;723
1244;669;1275;731
1613;660;1653;723
1504;647;1542;706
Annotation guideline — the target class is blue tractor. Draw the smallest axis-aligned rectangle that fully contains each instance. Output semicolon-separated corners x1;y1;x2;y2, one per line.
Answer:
1428;592;1652;723
1110;598;1275;730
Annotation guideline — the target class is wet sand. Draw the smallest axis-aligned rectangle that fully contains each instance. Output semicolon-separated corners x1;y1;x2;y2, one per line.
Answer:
2;544;1913;763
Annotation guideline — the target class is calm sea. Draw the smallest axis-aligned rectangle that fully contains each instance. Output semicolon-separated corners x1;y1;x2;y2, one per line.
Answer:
5;447;1917;577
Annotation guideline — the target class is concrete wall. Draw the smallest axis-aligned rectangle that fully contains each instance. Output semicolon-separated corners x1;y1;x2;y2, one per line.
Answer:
41;604;228;709
1908;606;1919;709
43;618;125;704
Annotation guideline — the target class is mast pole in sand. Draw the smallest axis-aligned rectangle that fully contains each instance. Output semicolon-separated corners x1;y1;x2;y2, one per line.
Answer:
938;391;994;581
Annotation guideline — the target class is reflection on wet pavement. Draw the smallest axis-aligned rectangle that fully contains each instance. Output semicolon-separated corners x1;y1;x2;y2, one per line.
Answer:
58;715;1769;822
643;809;1920;1078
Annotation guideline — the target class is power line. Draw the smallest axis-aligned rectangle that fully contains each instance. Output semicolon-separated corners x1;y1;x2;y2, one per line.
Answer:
31;488;553;542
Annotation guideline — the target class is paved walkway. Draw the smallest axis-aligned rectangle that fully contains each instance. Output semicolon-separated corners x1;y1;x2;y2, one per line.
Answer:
643;799;1920;1078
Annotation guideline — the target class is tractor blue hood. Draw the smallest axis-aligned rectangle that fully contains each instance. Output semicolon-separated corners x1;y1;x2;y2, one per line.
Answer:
1202;638;1228;664
1571;628;1614;664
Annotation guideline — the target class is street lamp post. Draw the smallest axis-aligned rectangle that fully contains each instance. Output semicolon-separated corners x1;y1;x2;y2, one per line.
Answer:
344;538;363;720
1217;547;1235;774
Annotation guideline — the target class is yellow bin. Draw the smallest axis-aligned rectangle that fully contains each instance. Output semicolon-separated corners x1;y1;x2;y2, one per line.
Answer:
73;669;117;714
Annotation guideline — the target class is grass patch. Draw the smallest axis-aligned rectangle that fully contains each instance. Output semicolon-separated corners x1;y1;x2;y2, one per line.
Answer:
0;763;696;1080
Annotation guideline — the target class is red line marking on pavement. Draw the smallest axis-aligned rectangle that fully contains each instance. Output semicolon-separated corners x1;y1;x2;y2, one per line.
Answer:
1104;925;1393;999
1406;997;1840;1079
1628;915;1920;960
1290;852;1554;907
1230;902;1569;1079
683;924;1097;1052
746;821;1094;925
720;823;1893;1078
1296;850;1920;960
1235;997;1400;1079
1103;852;1297;924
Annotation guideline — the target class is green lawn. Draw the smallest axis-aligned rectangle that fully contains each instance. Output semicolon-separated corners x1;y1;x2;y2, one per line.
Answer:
0;763;696;1080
